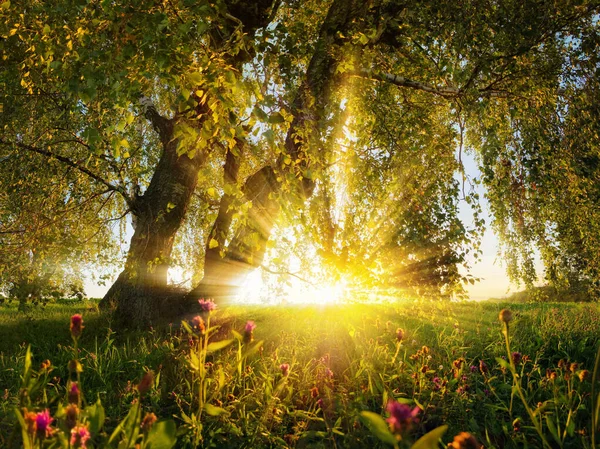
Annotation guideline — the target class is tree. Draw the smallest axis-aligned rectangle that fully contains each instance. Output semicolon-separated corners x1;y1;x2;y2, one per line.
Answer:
2;0;599;325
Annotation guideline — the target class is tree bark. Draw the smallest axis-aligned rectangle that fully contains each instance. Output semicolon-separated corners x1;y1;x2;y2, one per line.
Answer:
189;0;373;300
100;0;277;325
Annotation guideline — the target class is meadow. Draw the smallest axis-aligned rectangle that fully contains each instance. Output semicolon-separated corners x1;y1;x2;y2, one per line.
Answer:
1;299;599;448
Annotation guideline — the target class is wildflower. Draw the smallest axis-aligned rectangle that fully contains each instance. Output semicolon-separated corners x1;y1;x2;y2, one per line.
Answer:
35;409;54;439
317;398;324;409
421;365;429;374
68;382;80;404
479;360;488;374
448;432;482;449
280;363;290;376
192;315;205;333
141;412;157;432
386;400;419;433
310;386;319;398
470;365;478;373
396;328;405;341
579;370;591;382
569;362;579;373
198;298;216;312
243;321;256;344
498;309;512;324
65;404;79;430
137;370;154;396
70;424;91;448
438;365;444;371
70;314;84;338
511;352;522;365
40;360;52;370
325;368;334;379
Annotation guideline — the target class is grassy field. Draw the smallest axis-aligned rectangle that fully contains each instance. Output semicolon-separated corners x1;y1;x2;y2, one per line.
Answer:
1;299;599;448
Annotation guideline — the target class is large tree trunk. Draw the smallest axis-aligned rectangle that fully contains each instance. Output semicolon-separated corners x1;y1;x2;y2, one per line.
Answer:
101;110;208;323
100;0;277;325
189;0;372;301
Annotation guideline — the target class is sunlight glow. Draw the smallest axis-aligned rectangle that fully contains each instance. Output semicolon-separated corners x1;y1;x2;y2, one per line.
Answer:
238;269;349;305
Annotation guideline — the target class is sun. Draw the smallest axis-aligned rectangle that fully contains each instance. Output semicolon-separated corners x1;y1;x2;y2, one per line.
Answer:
238;269;349;305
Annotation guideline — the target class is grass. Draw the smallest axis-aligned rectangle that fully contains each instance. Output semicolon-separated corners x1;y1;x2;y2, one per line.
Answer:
1;299;599;448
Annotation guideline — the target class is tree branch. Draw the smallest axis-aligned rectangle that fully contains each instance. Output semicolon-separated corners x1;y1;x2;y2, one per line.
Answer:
139;96;173;142
0;139;135;210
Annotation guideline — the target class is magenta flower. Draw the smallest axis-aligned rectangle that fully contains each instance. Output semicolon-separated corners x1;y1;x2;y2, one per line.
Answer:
386;401;419;433
70;314;84;338
70;424;91;448
245;321;256;333
198;298;216;312
68;382;80;404
280;363;290;376
35;410;54;438
243;320;256;343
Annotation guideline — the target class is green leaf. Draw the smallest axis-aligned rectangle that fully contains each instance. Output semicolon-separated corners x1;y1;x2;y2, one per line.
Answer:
206;338;233;353
208;238;219;249
359;411;397;446
253;106;268;122
84;399;105;434
145;420;177;449
0;1;10;10
268;112;285;124
204;403;228;416
410;425;448;449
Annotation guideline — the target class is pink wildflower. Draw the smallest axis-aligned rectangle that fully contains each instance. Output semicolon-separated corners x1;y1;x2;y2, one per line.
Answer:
386;401;419;433
35;409;54;439
243;320;256;343
198;298;216;312
70;424;91;448
70;314;84;338
280;363;290;376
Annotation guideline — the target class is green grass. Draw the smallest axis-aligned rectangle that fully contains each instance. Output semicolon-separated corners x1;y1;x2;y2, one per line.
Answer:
1;299;599;448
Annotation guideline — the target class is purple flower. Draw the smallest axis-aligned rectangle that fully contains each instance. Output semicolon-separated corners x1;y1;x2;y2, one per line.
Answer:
280;363;290;376
470;365;478;373
396;328;405;341
386;401;419;433
35;410;54;439
243;320;256;343
198;298;216;312
512;352;522;365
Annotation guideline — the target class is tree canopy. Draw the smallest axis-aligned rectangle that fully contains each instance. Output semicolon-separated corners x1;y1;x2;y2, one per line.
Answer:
1;0;599;323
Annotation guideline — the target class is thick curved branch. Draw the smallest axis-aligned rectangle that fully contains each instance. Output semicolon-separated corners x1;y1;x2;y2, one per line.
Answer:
0;139;135;209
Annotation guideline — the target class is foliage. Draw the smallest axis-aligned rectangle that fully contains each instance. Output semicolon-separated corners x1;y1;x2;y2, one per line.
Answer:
1;300;599;448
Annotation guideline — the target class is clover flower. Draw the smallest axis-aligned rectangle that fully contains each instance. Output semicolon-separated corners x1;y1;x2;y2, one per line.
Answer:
70;314;84;338
137;370;155;396
65;404;79;430
243;320;256;343
498;309;512;324
198;298;216;312
68;382;80;404
70;424;91;449
280;363;290;376
511;352;522;365
35;409;54;439
396;328;405;341
386;400;419;433
141;412;158;432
